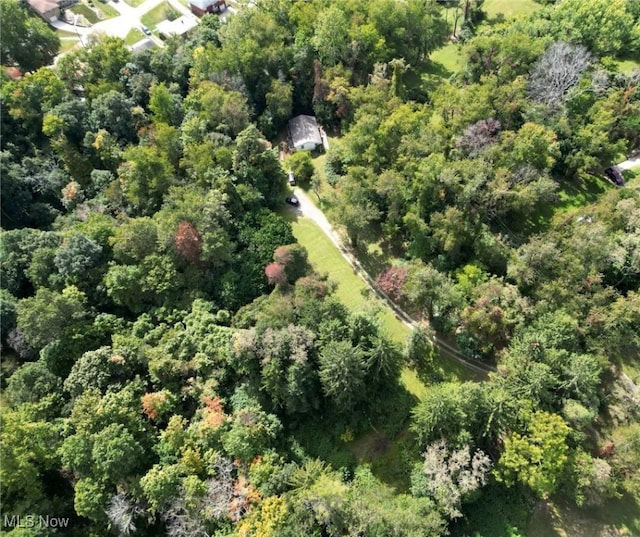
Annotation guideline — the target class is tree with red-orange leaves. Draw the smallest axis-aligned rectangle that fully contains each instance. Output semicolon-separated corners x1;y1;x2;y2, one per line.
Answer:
174;221;202;264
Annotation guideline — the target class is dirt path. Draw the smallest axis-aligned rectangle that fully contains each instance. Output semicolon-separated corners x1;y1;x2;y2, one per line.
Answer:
293;188;495;377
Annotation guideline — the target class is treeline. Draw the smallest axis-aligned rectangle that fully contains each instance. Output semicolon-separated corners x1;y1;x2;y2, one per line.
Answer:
1;0;640;535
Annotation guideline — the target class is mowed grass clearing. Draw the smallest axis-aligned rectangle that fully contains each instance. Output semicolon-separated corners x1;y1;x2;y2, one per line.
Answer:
528;494;640;537
289;215;477;400
483;0;541;20
291;218;409;342
429;44;464;75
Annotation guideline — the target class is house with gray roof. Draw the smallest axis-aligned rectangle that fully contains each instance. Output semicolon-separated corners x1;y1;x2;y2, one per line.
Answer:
288;115;322;152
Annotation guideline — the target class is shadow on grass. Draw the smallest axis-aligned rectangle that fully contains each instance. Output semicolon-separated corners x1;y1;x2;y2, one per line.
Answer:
349;428;416;492
353;241;393;284
275;203;302;224
451;484;535;537
419;59;454;79
536;493;640;537
526;174;607;234
288;381;420;489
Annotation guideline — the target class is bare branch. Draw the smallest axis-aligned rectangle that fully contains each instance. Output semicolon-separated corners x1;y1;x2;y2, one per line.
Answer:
528;42;592;107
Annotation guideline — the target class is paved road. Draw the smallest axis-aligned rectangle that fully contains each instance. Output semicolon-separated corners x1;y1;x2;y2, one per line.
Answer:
292;187;495;377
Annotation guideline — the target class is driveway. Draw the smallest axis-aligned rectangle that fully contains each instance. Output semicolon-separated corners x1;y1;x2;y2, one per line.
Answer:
618;156;640;171
292;187;495;376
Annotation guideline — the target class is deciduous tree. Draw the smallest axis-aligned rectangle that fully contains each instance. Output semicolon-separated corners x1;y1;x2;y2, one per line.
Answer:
0;0;59;71
495;411;571;498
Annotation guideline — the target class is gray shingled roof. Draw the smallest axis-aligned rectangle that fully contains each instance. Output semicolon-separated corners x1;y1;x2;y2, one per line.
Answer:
288;115;322;148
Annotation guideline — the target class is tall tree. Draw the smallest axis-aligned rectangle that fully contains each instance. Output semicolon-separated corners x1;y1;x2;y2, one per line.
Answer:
318;340;367;413
0;0;59;71
495;411;571;498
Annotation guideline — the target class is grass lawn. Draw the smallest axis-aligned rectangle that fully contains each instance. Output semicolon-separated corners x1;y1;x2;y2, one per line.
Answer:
288;215;478;393
528;494;640;537
69;1;117;23
69;3;99;24
141;2;179;30
483;0;541;20
556;174;608;211
429;44;464;75
290;218;408;342
611;53;640;74
96;1;119;18
350;429;415;491
123;0;145;7
59;38;81;53
622;168;640;195
527;173;608;233
55;28;80;38
124;27;146;45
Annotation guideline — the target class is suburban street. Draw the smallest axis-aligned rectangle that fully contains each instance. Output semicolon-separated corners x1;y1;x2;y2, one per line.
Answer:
50;0;235;44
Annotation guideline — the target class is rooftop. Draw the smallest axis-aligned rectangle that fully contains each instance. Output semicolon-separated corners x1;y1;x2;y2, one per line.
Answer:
27;0;59;15
288;115;322;147
156;16;198;37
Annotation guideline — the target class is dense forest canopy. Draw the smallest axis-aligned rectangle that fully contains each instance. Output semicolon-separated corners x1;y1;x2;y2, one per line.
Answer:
1;0;640;535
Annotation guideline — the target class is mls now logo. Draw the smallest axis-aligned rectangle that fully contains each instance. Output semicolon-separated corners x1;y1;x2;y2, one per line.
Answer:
4;515;70;529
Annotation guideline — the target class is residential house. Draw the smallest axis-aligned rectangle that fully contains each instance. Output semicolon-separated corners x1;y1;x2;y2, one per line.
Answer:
288;115;322;152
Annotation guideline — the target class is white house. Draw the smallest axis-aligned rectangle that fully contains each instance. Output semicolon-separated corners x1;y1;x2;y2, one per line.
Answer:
189;0;226;17
288;115;322;152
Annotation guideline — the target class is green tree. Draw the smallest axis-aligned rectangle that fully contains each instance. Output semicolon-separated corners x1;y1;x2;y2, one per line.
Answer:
552;0;638;55
74;477;108;522
312;6;349;67
149;82;184;126
140;463;182;514
109;218;159;264
411;382;488;446
221;406;282;462
16;286;86;350
5;360;62;406
118;145;174;215
495;411;571;498
2;67;66;134
183;81;250;139
262;78;293;137
285;151;314;187
91;423;145;481
0;402;61;514
54;233;103;281
243;324;319;414
318;340;367;413
88;90;137;143
403;261;461;331
64;346;143;398
233;125;286;207
0;0;59;71
273;244;311;284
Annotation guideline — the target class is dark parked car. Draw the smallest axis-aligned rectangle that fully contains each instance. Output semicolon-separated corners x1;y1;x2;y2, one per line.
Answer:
285;196;299;206
604;167;625;186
